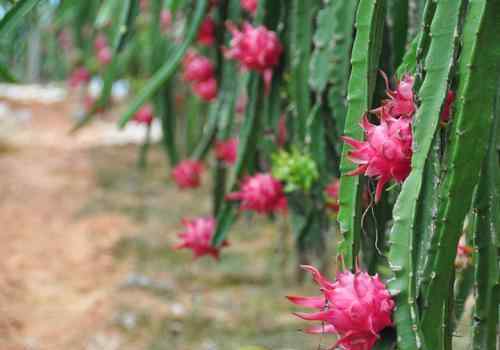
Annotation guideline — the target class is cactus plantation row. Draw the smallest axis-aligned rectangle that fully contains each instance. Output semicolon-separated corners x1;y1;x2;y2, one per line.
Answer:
2;0;499;349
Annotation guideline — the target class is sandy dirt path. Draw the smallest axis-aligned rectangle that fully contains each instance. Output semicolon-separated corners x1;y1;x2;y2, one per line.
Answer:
0;97;134;350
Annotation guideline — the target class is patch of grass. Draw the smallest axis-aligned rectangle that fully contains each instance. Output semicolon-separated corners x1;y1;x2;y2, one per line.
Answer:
81;143;330;350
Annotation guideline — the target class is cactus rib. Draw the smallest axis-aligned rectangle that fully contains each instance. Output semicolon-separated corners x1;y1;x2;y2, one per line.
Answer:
337;0;386;269
420;1;500;348
386;1;463;349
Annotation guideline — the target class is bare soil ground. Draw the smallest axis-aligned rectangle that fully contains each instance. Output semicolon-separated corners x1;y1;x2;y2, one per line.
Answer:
0;95;318;350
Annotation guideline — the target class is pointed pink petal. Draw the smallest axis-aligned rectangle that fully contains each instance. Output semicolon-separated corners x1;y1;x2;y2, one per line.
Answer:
286;295;326;308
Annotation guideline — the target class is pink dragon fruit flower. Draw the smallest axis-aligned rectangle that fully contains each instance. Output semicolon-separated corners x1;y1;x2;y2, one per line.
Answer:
372;72;416;119
277;114;288;147
133;104;154;125
173;217;228;260
160;10;172;33
455;236;473;269
288;265;395;350
342;116;413;202
58;30;72;51
171;160;204;189
440;90;455;125
94;34;108;51
224;22;283;92
241;0;258;14
325;179;340;214
97;47;112;66
193;77;218;101
235;93;248;114
139;0;149;11
215;138;239;165
183;53;215;82
227;173;287;214
69;67;90;88
197;17;216;46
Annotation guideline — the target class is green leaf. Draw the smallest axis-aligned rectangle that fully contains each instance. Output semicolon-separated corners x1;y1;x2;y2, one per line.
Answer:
0;0;42;38
117;0;208;129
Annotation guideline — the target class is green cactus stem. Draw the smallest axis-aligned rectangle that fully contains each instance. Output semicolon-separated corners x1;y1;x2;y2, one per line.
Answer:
337;0;385;269
386;1;463;349
420;1;500;348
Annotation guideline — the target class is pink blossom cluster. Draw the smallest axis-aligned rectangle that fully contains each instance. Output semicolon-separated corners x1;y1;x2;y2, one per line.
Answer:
241;0;258;14
171;160;204;189
68;67;90;89
325;179;340;214
197;17;216;46
224;22;283;92
342;73;416;202
227;173;287;215
288;265;395;350
133;104;154;125
215;138;239;166
182;51;218;102
173;217;228;260
94;34;112;66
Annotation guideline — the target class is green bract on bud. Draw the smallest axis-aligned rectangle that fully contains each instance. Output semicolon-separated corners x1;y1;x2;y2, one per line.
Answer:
271;149;319;193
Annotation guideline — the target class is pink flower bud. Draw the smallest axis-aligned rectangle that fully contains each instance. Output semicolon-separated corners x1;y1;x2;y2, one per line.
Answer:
288;265;395;350
133;104;154;125
160;10;172;33
173;217;228;260
193;77;218;101
97;47;112;66
224;22;283;92
183;54;215;83
372;72;416;119
440;90;455;125
325;179;340;214
68;67;90;88
94;34;108;51
342;116;413;202
227;173;287;214
197;17;216;46
171;160;204;189
241;0;258;14
215;138;239;165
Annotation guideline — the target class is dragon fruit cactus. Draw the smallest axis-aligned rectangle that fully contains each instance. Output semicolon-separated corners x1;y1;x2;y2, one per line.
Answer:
372;72;416;119
224;22;283;92
215;138;239;165
173;217;228;260
241;0;258;14
133;104;154;125
325;179;340;214
171;160;204;189
197;17;216;46
227;173;287;214
288;265;395;350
